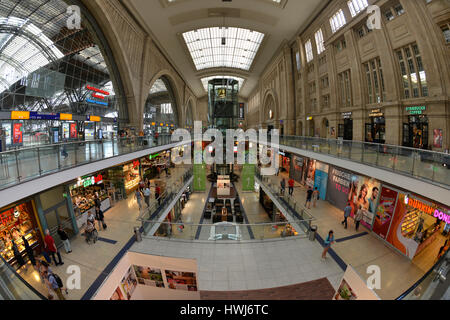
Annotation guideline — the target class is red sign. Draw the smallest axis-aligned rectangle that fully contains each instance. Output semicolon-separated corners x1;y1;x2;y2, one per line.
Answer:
94;174;103;184
86;85;110;96
13;123;23;144
133;160;139;169
92;93;106;100
372;187;398;239
70;123;77;139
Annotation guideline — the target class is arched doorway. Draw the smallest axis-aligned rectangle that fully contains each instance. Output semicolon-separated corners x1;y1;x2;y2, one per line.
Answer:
185;100;194;130
144;76;179;134
297;121;303;136
307;119;315;137
321;118;329;138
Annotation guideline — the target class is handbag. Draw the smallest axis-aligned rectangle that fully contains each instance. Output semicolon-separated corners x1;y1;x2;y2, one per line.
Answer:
102;222;107;229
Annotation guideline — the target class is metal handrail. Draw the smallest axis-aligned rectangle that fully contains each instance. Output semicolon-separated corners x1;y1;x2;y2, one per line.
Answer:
278;135;450;157
0;254;47;300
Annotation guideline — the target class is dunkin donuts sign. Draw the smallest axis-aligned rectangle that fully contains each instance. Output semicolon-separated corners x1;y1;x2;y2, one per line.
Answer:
405;196;450;224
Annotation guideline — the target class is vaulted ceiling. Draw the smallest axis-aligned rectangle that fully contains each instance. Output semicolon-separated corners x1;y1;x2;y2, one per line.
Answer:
124;0;328;98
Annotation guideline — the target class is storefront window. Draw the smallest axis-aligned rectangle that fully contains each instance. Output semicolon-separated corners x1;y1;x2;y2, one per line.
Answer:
0;200;42;264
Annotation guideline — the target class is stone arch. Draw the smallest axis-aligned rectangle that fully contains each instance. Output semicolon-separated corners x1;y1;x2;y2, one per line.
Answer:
307;119;315;137
262;89;278;125
184;97;195;128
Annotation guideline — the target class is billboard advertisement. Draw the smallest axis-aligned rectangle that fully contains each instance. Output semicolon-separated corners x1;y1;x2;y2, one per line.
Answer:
304;159;316;188
290;155;304;184
372;186;398;239
12;123;23;146
313;161;329;200
326;166;381;228
70;123;77;139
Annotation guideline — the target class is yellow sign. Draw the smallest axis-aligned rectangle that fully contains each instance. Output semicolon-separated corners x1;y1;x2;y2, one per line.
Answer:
160;123;164;126
218;88;227;99
151;122;156;126
90;116;101;122
60;113;73;121
11;111;30;120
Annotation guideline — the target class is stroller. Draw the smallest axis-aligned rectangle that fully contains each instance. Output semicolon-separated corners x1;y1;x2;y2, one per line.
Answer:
84;220;98;244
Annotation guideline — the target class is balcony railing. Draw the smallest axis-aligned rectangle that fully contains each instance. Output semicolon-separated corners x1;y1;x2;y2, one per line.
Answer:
260;135;450;188
0;134;179;191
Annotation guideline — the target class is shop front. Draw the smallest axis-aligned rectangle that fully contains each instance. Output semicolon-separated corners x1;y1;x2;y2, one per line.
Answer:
403;106;429;149
338;112;353;141
141;151;172;181
303;158;316;188
0;200;44;267
123;160;141;195
365;109;386;144
290;155;305;185
69;173;111;229
326;166;381;229
278;151;291;175
383;192;449;265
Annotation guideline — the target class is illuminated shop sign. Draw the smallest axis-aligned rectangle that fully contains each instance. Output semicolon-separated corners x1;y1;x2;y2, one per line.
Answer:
341;112;352;119
369;109;384;117
405;195;450;224
29;112;59;120
306;116;313;121
11;111;30;120
149;153;160;160
133;160;139;168
86;99;108;106
406;106;426;115
74;174;103;188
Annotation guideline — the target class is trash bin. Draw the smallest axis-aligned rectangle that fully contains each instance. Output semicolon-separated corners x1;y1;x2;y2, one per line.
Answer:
134;227;142;242
309;225;317;241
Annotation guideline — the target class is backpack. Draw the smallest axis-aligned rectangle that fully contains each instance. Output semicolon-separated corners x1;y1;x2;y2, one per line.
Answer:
50;273;63;288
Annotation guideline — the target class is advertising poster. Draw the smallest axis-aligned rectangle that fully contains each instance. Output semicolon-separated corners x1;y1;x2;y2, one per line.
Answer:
326;166;381;228
433;129;443;148
326;166;353;211
165;270;198;291
2;123;11;146
304;159;316;188
120;266;138;300
62;123;69;140
110;286;126;300
242;164;255;191
70;123;77;139
133;265;165;288
313;161;329;200
333;265;380;300
12;123;23;146
348;175;381;229
372;187;398;240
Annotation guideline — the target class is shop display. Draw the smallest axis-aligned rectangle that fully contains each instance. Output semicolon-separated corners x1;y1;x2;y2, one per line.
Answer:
0;201;42;264
290;156;304;184
133;265;165;288
333;266;380;300
70;173;111;227
123;161;141;194
121;266;138;300
386;193;448;260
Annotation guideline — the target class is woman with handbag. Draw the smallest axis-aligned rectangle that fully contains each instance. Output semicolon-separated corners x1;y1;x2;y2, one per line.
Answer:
322;230;335;260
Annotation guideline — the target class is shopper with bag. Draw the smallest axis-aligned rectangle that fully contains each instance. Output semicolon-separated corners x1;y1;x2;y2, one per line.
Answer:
57;226;72;253
322;230;335;259
44;270;67;300
95;206;106;231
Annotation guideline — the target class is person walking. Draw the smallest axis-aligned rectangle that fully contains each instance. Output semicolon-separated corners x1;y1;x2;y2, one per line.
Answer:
11;240;26;270
44;270;66;300
280;178;286;196
44;229;64;266
22;235;36;266
288;178;294;196
355;205;363;232
135;188;143;210
155;185;161;206
305;187;313;209
57;226;72;253
143;186;151;208
313;187;320;208
322;230;335;259
342;202;352;229
95;206;106;231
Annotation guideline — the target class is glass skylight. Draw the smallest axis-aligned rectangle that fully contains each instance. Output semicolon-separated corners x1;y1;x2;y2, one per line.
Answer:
348;0;369;17
150;79;168;94
182;27;265;71
201;75;245;91
0;17;64;92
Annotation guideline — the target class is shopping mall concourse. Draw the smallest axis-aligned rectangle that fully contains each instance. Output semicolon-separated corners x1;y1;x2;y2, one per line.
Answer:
0;0;449;302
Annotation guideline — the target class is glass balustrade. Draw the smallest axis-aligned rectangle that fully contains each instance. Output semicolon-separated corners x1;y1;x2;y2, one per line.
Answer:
0;134;179;191
267;136;450;188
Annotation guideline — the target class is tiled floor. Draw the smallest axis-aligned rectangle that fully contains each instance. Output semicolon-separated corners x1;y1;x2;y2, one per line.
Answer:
200;277;335;300
18;166;189;300
14;165;438;300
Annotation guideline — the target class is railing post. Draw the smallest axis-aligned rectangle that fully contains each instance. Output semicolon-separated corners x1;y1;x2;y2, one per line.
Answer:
14;151;20;182
112;138;115;156
88;142;91;162
57;145;61;170
37;147;42;175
